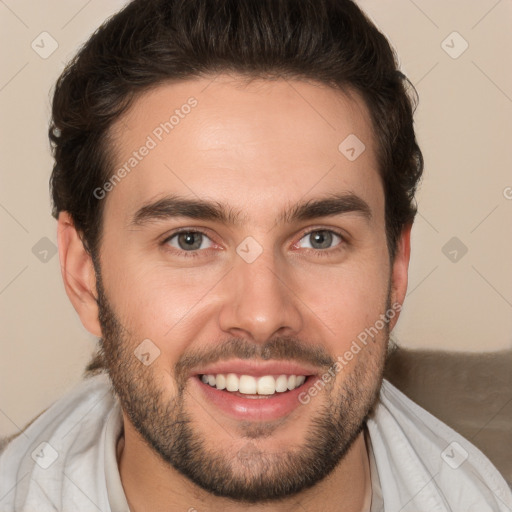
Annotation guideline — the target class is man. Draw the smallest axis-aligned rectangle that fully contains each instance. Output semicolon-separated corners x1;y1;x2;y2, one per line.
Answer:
1;0;511;510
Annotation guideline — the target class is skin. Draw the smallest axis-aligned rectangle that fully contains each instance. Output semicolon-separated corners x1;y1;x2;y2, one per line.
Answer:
58;74;411;511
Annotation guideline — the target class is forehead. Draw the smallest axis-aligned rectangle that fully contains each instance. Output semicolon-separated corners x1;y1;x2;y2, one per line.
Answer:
104;74;382;228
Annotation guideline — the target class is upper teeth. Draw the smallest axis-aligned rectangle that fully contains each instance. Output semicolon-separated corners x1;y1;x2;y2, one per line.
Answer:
200;373;306;395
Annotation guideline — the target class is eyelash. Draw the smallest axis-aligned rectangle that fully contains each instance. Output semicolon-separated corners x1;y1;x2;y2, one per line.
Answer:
161;227;347;259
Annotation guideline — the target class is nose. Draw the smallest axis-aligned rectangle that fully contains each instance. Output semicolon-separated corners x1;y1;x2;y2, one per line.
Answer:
218;244;303;344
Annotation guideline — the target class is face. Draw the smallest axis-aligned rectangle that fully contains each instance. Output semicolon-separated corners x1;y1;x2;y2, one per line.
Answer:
88;75;408;502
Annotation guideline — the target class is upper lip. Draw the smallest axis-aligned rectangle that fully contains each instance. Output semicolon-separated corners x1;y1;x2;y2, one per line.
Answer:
191;359;321;378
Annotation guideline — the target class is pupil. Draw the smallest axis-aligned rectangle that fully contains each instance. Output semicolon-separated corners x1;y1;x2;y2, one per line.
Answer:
312;230;331;249
179;232;201;250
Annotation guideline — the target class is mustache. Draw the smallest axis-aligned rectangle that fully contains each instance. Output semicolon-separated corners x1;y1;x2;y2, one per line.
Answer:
174;336;335;383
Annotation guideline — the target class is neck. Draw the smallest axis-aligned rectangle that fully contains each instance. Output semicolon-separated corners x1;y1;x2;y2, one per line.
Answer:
117;418;373;512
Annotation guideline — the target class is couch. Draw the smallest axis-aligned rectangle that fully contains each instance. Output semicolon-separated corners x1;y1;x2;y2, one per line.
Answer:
383;346;512;487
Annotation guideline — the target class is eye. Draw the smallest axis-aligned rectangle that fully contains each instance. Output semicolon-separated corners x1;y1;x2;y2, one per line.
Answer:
296;229;344;251
164;230;214;252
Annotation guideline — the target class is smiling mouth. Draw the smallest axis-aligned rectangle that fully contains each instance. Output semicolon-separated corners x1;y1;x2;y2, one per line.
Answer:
197;373;311;398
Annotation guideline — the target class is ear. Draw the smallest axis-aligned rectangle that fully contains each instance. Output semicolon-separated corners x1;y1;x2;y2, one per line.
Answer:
388;223;412;331
57;212;102;337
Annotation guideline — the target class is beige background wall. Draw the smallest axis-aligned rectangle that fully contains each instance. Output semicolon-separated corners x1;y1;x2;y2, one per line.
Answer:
1;0;511;438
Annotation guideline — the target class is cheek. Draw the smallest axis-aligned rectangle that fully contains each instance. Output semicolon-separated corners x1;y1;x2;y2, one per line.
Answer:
294;256;390;338
103;257;221;351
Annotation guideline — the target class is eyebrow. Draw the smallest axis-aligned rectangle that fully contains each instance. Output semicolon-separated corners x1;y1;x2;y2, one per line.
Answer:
129;192;372;228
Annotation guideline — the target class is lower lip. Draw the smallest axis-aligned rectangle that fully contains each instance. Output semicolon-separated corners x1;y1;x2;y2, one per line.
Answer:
191;375;319;421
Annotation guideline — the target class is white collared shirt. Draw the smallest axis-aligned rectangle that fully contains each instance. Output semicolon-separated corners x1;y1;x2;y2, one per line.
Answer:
1;374;510;511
